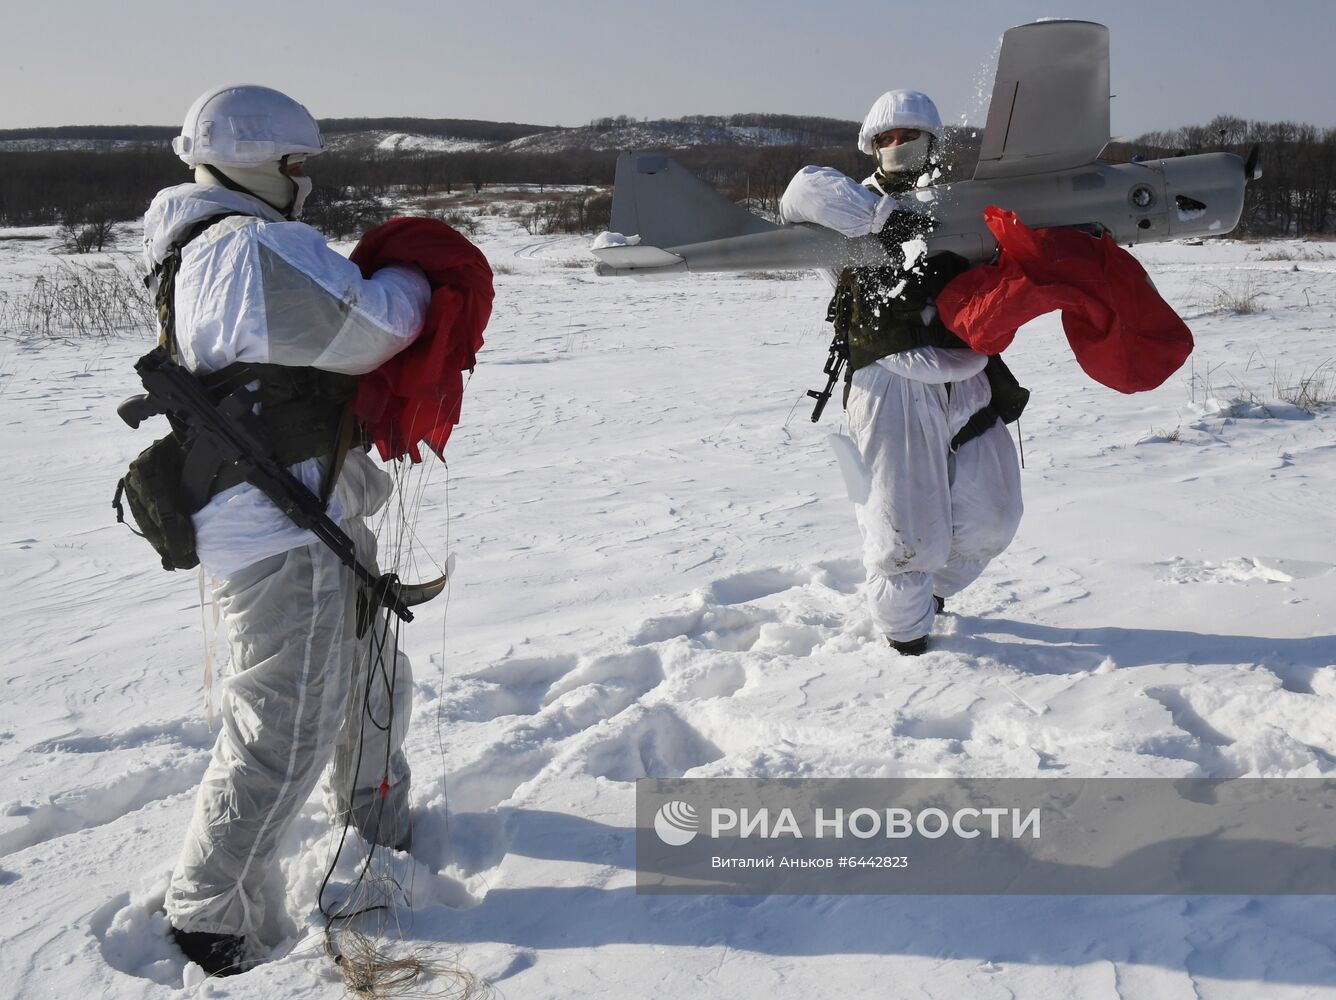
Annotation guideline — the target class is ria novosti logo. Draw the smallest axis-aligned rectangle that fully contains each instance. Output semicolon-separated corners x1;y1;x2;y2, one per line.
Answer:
653;801;700;846
651;801;1042;843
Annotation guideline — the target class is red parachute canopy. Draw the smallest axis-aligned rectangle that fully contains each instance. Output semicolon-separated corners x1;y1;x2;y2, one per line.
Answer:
349;217;494;462
935;207;1193;393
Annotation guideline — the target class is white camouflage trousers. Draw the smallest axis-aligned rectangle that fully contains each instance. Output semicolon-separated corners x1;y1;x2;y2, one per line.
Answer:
846;360;1023;643
165;518;413;939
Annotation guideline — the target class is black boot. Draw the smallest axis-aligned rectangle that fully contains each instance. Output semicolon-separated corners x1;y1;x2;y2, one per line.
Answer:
171;925;249;977
888;635;929;656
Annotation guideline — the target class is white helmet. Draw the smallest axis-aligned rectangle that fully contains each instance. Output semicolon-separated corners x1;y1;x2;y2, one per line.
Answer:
857;90;943;155
173;84;325;168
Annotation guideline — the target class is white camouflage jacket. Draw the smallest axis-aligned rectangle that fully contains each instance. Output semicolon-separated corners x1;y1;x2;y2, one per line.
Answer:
141;184;431;576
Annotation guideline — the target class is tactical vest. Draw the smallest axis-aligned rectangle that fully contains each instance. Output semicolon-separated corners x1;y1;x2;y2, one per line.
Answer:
826;170;969;370
825;172;1029;447
826;253;973;374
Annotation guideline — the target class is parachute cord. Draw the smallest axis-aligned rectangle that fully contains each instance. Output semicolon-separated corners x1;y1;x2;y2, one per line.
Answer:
440;376;469;847
316;387;468;995
317;405;445;985
317;602;393;921
435;457;454;872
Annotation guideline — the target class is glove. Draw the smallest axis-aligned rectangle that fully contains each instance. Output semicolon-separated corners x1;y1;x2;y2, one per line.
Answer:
875;208;934;269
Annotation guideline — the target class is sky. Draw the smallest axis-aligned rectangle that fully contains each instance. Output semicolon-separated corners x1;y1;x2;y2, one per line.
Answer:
4;0;1334;137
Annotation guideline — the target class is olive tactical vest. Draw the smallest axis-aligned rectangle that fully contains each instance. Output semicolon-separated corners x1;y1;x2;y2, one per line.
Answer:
825;170;971;373
825;170;1029;436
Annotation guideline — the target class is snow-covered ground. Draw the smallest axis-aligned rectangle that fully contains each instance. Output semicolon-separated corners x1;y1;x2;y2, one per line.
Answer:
2;210;1335;998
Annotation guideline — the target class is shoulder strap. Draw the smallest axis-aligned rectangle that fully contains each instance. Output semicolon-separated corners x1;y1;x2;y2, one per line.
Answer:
147;211;251;360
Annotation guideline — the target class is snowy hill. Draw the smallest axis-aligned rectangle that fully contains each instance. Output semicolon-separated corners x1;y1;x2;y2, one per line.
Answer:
1;211;1335;997
502;118;851;154
322;130;499;155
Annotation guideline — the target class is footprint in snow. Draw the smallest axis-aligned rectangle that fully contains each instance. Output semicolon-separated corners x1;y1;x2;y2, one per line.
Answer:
580;704;725;782
1159;555;1332;585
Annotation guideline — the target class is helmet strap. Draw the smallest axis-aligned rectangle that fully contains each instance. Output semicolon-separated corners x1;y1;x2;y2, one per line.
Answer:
202;163;295;220
278;154;300;220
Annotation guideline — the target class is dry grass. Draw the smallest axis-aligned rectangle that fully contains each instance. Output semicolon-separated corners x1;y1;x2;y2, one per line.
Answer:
0;256;153;340
1271;358;1336;411
740;270;806;281
1137;425;1183;444
1197;276;1263;314
1259;245;1331;262
1188;351;1336;414
437;210;479;237
494;190;574;206
415;195;465;212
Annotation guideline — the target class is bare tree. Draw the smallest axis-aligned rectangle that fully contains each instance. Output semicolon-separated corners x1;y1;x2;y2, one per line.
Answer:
57;204;118;253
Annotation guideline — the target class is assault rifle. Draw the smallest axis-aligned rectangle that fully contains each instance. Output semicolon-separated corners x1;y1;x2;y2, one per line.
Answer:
118;346;420;624
807;334;847;422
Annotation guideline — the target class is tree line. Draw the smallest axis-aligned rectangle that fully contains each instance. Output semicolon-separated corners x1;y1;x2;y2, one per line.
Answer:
587;113;859;147
2;116;1332;239
0;116;555;144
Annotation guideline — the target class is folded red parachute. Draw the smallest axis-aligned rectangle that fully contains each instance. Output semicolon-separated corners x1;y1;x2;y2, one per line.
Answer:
935;206;1193;393
350;217;494;462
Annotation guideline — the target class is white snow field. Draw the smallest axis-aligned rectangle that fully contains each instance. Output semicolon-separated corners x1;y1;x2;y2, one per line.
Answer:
2;209;1336;998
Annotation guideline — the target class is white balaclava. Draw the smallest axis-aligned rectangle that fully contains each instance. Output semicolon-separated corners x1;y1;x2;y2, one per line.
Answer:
877;134;932;176
195;160;312;218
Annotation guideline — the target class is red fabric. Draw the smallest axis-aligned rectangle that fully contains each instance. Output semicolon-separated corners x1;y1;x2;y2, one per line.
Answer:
936;206;1193;393
349;217;493;462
